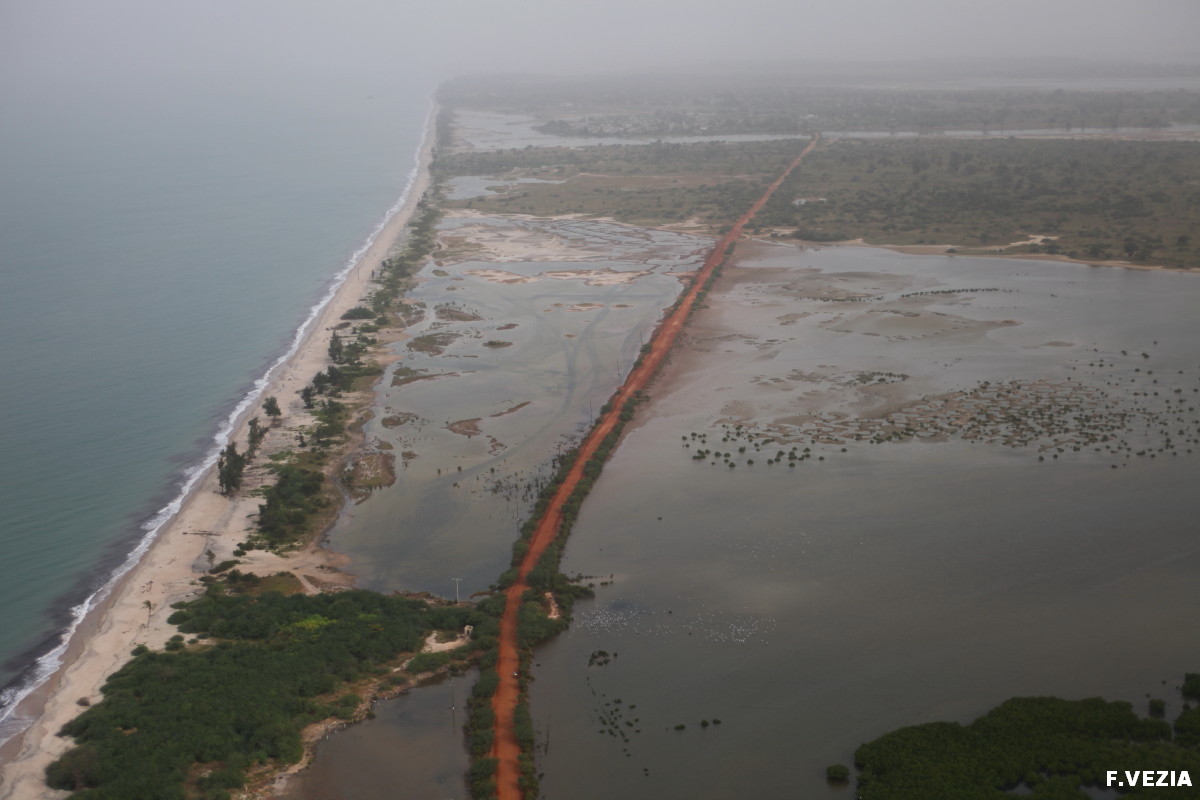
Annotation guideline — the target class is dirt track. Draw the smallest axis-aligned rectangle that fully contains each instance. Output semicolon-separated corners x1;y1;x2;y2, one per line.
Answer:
488;135;821;800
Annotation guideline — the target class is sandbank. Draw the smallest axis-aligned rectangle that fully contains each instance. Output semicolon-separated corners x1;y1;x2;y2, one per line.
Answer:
0;106;439;800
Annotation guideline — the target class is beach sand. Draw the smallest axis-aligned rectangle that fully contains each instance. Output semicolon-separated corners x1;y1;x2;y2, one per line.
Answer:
0;110;438;800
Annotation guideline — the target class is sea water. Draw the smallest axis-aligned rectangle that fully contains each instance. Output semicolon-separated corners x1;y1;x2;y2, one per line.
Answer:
0;75;436;743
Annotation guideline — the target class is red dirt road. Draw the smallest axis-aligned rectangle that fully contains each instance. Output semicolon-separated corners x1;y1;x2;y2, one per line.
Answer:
488;135;820;799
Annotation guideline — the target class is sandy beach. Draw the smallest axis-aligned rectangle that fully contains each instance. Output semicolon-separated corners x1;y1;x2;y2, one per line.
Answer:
0;108;438;800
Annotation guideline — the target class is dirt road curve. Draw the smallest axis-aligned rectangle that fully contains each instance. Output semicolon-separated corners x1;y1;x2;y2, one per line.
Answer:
488;135;821;799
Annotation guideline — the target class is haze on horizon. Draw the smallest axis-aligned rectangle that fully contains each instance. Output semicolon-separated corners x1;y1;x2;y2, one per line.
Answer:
2;0;1199;108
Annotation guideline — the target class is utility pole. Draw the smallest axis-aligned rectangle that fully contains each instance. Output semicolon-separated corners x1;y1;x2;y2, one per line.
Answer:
452;577;463;603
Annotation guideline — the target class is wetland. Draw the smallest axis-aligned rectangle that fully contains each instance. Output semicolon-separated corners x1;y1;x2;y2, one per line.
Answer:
324;214;707;598
529;243;1200;798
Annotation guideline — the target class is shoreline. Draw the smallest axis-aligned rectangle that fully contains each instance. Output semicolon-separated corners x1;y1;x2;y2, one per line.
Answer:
0;102;440;800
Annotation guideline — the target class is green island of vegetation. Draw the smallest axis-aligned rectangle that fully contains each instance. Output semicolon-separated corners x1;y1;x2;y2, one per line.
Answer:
852;674;1200;798
45;585;489;799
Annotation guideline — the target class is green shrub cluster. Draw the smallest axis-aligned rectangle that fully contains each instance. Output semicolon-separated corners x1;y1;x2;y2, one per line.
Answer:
405;650;452;674
254;463;325;548
369;195;442;314
464;669;499;799
854;694;1200;799
46;590;474;799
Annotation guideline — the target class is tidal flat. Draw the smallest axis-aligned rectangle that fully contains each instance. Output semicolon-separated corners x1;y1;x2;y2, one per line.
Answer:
325;213;707;597
530;243;1200;798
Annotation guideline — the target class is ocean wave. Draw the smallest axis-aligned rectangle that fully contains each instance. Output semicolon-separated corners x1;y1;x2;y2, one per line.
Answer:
0;99;435;748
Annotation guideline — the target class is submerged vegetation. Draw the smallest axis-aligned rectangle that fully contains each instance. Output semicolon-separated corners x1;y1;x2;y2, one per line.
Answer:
680;351;1200;470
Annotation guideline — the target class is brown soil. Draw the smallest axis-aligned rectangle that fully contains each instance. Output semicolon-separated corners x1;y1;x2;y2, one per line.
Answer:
447;418;482;437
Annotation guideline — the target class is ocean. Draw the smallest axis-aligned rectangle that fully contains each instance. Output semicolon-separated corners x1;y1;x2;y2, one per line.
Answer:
0;74;437;742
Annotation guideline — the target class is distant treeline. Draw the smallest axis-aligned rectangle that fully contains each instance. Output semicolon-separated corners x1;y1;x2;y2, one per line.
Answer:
443;73;1200;136
759;138;1200;268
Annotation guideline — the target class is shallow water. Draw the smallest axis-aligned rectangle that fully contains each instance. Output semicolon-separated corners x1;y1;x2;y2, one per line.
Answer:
282;670;476;800
529;245;1200;798
327;215;708;597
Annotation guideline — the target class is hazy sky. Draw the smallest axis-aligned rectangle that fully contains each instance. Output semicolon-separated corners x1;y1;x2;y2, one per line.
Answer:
2;0;1199;104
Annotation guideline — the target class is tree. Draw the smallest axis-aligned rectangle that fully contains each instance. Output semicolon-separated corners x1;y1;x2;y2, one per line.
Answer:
217;443;246;496
247;417;266;454
826;764;851;783
263;396;282;422
328;333;344;364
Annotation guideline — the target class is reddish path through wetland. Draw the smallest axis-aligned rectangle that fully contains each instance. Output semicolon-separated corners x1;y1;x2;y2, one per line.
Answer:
489;134;820;799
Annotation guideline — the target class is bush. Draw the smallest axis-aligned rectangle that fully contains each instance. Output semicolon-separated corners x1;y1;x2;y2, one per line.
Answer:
46;590;473;799
826;764;850;783
406;651;452;674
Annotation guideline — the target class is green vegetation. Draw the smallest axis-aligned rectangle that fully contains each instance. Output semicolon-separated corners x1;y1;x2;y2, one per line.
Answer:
462;609;503;800
758;138;1200;268
252;463;325;549
854;688;1200;799
437;139;803;228
368;194;442;316
405;650;453;674
826;764;850;783
215;443;245;496
45;589;479;799
203;569;303;598
246;417;266;454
